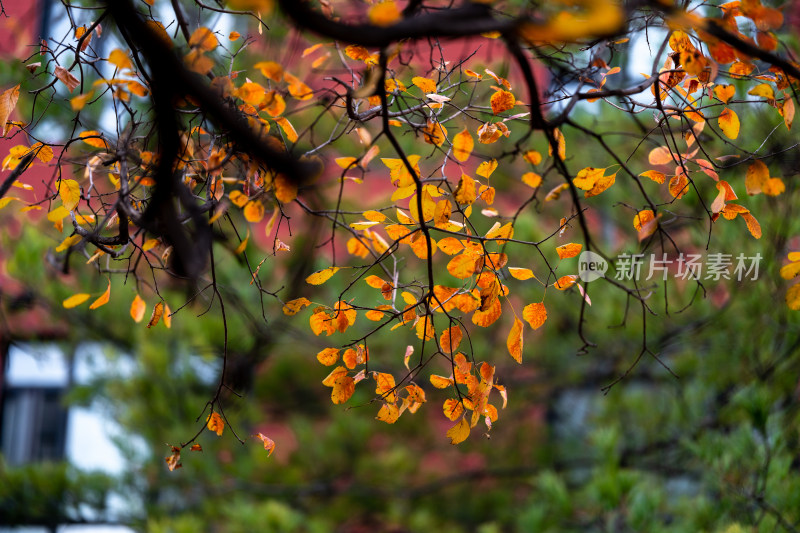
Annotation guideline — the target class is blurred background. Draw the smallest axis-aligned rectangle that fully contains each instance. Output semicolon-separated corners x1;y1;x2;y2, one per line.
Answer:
2;0;800;532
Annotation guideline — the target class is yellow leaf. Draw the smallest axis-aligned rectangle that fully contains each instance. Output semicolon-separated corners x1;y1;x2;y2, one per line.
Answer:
507;318;523;363
316;347;340;366
108;49;133;70
718;107;740;139
556;243;582;259
63;293;90;309
229;31;241;41
368;0;401;26
206;412;225;436
522;302;547;330
454;173;477;204
780;261;800;280
446;417;470;444
747;83;775;100
306;266;341;285
55;234;82;252
234;230;249;254
131;295;146;322
147;301;164;328
362;210;386;222
89;280;111;310
548;128;566;160
59;179;81;211
786;284;800;310
476;159;498;179
508;267;535;280
283;297;311;315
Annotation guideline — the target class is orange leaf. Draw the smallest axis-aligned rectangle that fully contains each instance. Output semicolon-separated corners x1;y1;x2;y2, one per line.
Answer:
506;318;523;363
452;128;474;162
255;433;276;456
490;90;515;114
189;27;218;51
368;0;401;26
714;84;735;103
54;66;79;92
0;84;20;137
131;295;146;322
147;301;164;328
430;374;454;389
316;347;340;366
447;253;478;279
745;160;769;195
648;146;674;165
89;280;111;310
741;212;761;239
376;403;400;423
472;297;502;327
521;172;542;188
443;399;464;421
522;302;547;330
440;326;463;354
243;200;265;222
554;275;578;290
255;61;284;82
669;171;690;199
206;412;225;436
556;243;582;260
639;170;666;184
283;297;311;315
331;375;356;404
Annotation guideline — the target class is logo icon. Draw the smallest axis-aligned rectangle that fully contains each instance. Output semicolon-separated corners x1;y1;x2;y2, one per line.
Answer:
577;251;607;282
